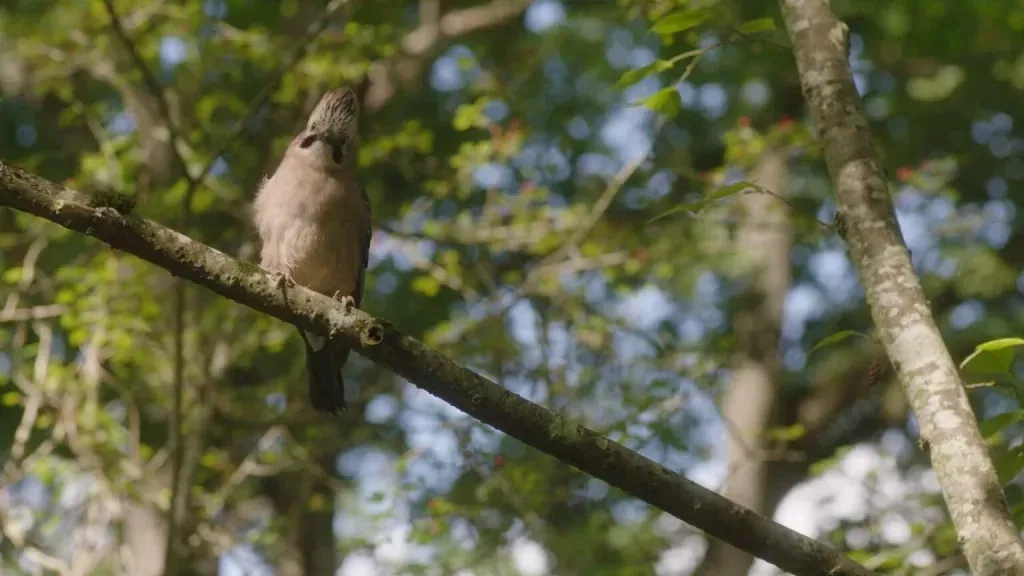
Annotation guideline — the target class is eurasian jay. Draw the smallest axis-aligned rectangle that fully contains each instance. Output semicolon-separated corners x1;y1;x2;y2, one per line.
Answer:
253;88;371;414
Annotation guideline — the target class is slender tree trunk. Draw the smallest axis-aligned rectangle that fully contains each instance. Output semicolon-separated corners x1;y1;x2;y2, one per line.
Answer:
266;471;338;576
695;150;791;576
779;1;1024;573
123;502;169;576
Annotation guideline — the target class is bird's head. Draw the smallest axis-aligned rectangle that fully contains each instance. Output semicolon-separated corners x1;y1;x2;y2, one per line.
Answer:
289;87;360;171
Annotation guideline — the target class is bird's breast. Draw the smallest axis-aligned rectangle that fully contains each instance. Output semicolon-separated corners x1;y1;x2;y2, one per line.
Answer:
255;163;367;296
258;209;365;297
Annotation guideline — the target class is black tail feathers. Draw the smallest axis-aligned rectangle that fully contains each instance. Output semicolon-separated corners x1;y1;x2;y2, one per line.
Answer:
299;329;350;414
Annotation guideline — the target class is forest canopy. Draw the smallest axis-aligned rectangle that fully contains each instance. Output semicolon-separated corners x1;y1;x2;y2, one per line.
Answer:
2;0;1024;575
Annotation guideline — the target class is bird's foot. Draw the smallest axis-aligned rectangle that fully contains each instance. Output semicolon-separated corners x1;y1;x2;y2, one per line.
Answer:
332;291;356;313
272;271;296;291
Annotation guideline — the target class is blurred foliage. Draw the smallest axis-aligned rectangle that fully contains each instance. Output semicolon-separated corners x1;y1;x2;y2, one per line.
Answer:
1;0;1024;574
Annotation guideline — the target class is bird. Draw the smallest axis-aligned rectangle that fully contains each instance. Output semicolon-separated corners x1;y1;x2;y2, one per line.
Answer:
252;87;371;414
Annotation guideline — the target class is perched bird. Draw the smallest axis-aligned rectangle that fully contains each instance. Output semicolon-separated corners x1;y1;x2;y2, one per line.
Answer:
253;88;372;414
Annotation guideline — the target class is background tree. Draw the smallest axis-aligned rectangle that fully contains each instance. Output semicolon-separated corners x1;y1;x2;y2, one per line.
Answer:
2;0;1024;575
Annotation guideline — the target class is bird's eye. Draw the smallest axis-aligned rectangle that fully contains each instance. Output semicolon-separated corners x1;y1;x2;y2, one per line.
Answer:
299;135;316;149
331;145;344;164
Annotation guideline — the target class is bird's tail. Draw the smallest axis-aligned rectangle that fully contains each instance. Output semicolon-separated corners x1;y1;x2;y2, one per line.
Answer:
299;328;350;414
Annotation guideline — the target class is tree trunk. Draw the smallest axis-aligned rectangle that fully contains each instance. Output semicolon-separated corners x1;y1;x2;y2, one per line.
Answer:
265;471;338;576
779;1;1024;573
695;150;791;576
123;502;169;576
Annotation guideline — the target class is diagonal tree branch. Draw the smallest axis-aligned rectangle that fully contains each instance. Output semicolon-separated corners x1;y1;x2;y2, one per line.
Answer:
0;160;876;576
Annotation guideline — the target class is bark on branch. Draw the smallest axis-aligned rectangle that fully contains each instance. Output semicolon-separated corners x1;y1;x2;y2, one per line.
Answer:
778;1;1024;574
0;160;875;576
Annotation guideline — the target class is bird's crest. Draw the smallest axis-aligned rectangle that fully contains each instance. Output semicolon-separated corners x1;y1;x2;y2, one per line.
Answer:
306;87;360;145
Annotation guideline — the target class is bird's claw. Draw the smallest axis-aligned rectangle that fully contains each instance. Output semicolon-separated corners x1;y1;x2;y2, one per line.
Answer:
273;272;296;290
332;291;356;312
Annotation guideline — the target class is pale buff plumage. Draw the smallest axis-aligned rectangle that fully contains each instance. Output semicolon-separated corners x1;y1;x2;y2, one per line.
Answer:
253;88;371;414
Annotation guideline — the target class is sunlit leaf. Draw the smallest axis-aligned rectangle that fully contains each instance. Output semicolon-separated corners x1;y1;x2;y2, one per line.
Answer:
647;181;753;223
412;275;442;297
651;8;712;35
809;330;870;355
615;49;704;89
637;86;682;117
739;18;776;34
705;181;753;201
766;423;806;441
960;337;1024;374
980;410;1024;441
615;61;666;89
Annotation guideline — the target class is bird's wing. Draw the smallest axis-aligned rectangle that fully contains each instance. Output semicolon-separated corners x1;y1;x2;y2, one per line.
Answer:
353;185;372;308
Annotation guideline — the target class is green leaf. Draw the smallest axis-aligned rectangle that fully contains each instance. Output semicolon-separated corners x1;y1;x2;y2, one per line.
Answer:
647;202;699;223
992;445;1024;484
651;8;712;35
1;391;20;406
739;18;776;34
412;276;442;297
765;423;806;441
960;337;1024;374
2;267;22;284
980;410;1024;441
705;181;753;202
1006;483;1024;509
615;49;706;89
647;181;754;223
615;61;664;89
1011;498;1024;528
427;497;457;516
308;493;328;512
200;451;222;468
638;87;682;117
972;337;1024;353
810;330;869;355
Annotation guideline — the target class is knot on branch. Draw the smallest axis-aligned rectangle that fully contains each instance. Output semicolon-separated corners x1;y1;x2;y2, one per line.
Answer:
361;322;384;347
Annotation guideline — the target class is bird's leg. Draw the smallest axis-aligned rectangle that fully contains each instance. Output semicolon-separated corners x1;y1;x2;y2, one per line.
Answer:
332;291;356;312
270;271;297;303
272;271;296;289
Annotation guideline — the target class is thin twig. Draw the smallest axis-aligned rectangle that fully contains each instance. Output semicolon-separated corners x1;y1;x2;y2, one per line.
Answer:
165;282;187;576
94;9;196;566
542;119;667;266
100;0;194;190
363;0;532;110
185;0;353;204
0;304;67;323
